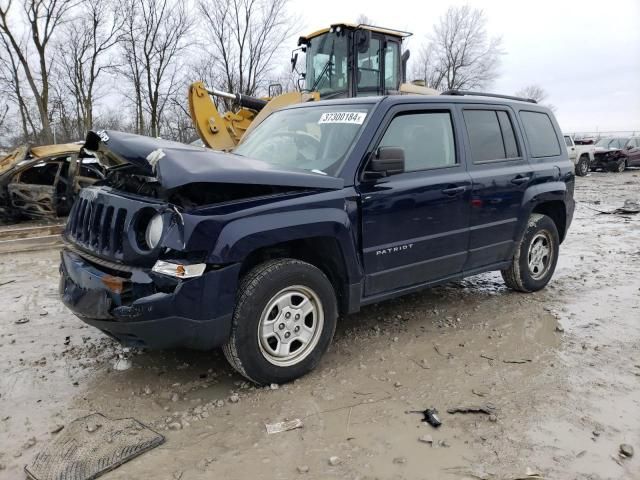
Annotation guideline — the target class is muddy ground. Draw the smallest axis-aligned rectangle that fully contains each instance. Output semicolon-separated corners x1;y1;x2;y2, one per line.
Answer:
1;171;639;480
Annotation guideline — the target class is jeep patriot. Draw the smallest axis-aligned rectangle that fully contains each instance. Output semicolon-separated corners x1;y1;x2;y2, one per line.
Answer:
59;93;575;384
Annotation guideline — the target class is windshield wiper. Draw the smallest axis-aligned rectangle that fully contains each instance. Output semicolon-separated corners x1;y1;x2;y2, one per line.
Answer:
311;38;335;91
312;59;333;91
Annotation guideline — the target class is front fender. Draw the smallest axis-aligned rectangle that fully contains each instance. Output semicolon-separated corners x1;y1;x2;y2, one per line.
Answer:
208;207;361;281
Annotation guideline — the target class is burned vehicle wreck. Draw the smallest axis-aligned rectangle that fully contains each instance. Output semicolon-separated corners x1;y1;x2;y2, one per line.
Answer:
60;95;574;385
0;143;104;222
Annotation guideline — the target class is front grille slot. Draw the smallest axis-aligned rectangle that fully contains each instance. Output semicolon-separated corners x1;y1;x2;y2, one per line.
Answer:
66;191;130;259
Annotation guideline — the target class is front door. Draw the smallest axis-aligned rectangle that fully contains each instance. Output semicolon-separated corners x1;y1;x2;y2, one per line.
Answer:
626;138;640;166
358;106;472;296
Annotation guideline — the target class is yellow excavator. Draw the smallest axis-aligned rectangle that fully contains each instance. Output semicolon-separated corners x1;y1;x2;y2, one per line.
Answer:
188;23;438;151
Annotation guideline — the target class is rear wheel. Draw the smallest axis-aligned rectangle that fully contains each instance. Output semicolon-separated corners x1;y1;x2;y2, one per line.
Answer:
575;156;590;176
501;213;560;292
223;259;337;385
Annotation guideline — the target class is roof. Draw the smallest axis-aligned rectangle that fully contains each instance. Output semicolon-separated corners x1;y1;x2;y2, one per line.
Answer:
299;23;412;43
282;94;552;111
0;143;81;176
30;143;82;158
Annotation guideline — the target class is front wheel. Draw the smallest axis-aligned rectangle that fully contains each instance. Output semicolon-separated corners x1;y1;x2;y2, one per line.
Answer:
610;158;627;173
223;259;337;385
501;213;560;292
575;156;590;176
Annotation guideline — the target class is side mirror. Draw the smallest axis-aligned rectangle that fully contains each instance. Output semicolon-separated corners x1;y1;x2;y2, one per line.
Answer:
401;50;410;83
291;52;298;72
365;147;405;178
355;29;371;54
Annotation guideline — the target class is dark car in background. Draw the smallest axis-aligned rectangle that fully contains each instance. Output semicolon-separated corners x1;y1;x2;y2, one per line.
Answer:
591;136;640;172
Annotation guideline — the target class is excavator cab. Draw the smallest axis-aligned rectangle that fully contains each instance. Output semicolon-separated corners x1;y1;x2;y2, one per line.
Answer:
189;23;433;151
294;23;411;99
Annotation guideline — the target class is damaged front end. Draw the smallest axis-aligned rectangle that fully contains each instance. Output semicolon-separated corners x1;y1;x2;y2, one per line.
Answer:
591;149;627;172
59;130;342;349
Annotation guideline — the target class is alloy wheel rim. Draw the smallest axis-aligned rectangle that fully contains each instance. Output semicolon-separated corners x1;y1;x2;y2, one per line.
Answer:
257;286;324;367
580;160;588;175
527;230;553;280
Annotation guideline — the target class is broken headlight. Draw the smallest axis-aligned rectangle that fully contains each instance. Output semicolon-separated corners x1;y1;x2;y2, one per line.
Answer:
145;213;164;249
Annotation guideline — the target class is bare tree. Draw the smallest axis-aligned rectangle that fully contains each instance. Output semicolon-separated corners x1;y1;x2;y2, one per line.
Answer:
57;0;122;137
198;0;293;108
119;0;192;137
515;84;556;111
515;85;547;102
0;36;39;141
412;6;503;91
0;0;78;143
0;103;8;141
356;14;374;25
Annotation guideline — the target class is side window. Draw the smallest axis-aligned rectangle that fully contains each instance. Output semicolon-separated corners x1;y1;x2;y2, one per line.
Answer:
384;42;400;92
520;111;561;157
497;111;519;158
378;112;456;171
564;136;573;147
357;37;381;94
463;109;520;162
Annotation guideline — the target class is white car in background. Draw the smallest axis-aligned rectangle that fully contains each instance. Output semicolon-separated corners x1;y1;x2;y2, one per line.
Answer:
564;135;595;176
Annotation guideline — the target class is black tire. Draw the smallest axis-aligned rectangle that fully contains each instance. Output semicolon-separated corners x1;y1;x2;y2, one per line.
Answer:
575;156;590;176
501;213;560;293
610;158;627;173
223;258;337;385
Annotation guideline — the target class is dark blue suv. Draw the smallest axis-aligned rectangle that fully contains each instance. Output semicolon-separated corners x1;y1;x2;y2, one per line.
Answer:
59;93;575;384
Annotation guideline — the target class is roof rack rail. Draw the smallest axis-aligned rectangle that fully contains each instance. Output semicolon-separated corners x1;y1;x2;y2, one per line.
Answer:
441;89;537;104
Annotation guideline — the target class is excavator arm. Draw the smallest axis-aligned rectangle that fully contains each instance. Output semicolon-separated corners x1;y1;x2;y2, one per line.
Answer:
188;81;319;150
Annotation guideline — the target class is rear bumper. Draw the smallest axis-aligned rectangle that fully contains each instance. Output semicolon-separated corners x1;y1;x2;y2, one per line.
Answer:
59;248;240;350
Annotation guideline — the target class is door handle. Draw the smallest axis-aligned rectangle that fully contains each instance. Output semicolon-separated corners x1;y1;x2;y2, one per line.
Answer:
511;175;531;185
441;185;466;195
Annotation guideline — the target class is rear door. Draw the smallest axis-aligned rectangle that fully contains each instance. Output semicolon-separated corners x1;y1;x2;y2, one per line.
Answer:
358;104;472;296
460;106;534;271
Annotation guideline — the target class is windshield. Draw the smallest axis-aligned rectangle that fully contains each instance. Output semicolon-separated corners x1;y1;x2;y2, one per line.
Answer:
305;32;349;98
595;137;628;149
234;104;371;176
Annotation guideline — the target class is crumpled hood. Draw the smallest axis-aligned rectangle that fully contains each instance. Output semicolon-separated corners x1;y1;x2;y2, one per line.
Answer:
594;146;622;152
83;130;344;191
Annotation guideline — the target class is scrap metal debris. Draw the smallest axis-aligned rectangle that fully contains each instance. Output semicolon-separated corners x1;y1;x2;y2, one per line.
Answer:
582;199;640;215
512;469;544;479
265;418;303;434
407;408;442;428
25;413;164;480
619;443;634;458
447;404;497;415
502;358;532;364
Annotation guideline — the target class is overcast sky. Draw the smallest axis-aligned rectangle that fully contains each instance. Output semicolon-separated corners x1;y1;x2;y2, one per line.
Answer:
286;0;640;133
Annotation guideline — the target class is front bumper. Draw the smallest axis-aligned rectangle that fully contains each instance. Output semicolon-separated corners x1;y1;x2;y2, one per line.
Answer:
59;248;240;350
591;153;624;170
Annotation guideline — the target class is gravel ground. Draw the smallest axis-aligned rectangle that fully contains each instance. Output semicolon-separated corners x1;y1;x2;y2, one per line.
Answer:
0;170;639;480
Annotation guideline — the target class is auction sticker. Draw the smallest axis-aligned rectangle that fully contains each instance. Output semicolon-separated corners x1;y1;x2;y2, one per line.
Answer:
318;112;367;124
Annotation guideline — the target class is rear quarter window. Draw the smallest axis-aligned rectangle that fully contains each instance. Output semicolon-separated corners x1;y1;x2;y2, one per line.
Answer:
520;111;561;157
